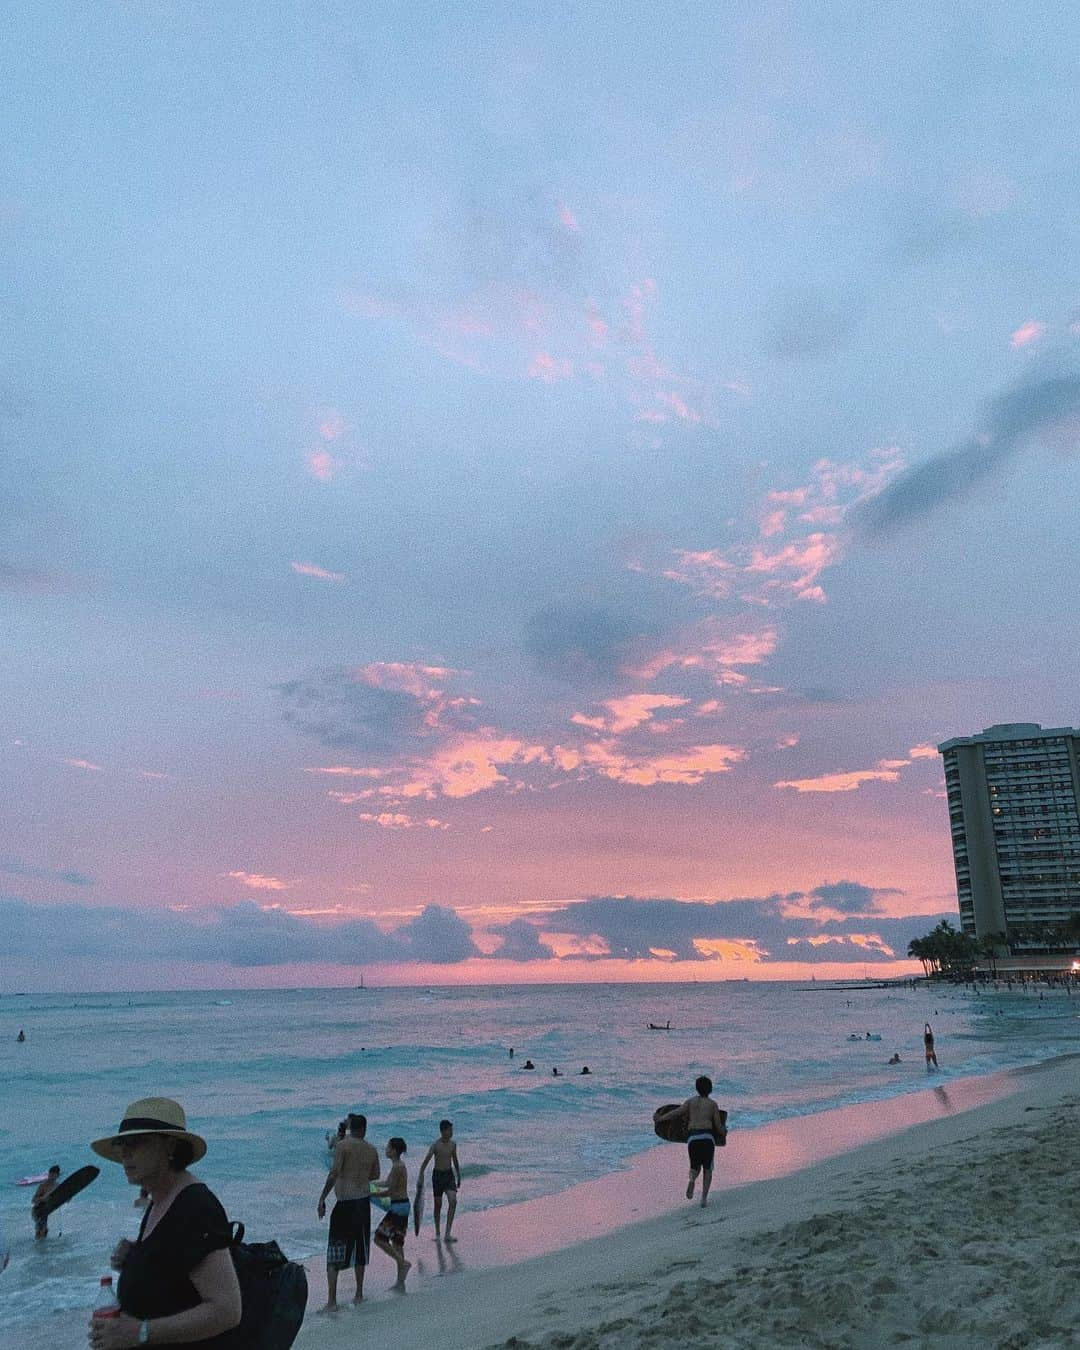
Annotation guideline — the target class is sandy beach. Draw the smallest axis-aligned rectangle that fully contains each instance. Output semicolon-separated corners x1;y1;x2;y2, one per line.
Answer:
301;1054;1080;1350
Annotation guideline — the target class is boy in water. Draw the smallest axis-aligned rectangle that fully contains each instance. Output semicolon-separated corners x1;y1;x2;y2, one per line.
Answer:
672;1076;726;1208
418;1119;462;1241
924;1022;939;1069
31;1165;61;1240
372;1138;412;1289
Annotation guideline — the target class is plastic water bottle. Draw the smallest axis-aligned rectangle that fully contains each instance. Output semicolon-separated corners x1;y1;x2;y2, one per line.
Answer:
93;1274;120;1320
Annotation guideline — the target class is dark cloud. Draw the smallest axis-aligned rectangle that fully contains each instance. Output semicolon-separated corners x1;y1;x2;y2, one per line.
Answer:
853;372;1080;535
0;889;945;971
0;898;475;969
524;605;641;682
808;881;900;914
531;891;948;964
489;918;557;963
0;858;94;887
278;669;428;752
394;904;480;964
764;287;855;361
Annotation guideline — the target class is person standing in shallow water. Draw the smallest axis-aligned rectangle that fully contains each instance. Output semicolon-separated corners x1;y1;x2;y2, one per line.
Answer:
31;1165;60;1240
924;1023;939;1069
317;1112;380;1310
671;1076;726;1208
418;1120;461;1242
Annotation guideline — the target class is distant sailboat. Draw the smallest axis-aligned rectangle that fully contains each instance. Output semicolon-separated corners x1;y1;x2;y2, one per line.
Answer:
355;972;366;990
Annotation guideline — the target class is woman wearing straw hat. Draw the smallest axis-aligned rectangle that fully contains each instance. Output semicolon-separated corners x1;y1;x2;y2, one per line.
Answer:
87;1098;241;1349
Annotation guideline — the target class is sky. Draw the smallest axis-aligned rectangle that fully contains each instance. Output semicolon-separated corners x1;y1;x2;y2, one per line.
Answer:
4;1;1080;990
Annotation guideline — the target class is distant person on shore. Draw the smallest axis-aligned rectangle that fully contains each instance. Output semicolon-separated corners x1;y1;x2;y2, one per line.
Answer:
16;1028;26;1043
418;1119;461;1242
924;1023;938;1070
668;1075;726;1208
31;1165;61;1240
317;1112;380;1310
371;1138;411;1289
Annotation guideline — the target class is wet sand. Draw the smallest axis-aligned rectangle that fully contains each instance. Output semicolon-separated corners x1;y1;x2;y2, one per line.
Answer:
301;1054;1080;1348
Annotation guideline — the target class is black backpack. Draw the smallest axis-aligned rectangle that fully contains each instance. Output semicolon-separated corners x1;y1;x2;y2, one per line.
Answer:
222;1222;308;1350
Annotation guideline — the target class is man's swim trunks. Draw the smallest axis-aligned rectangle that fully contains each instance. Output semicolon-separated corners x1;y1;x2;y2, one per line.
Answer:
375;1200;410;1249
687;1132;715;1170
432;1168;457;1197
327;1197;371;1269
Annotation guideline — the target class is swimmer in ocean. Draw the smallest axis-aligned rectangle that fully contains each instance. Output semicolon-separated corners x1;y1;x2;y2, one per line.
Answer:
924;1022;938;1069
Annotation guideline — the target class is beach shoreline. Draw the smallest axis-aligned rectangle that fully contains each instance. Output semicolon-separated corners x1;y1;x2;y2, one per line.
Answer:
299;1053;1080;1348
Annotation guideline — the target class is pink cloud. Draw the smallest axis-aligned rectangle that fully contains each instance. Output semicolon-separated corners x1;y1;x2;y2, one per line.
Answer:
306;450;337;481
303;765;384;777
571;694;688;735
908;744;939;759
318;411;347;442
759;509;787;538
1010;320;1045;349
557;202;580;233
628;620;779;682
357;812;449;830
562;740;746;787
63;758;103;772
291;561;346;582
585;303;609;347
226;870;295;891
774;768;902;793
528;351;574;383
654;390;702;424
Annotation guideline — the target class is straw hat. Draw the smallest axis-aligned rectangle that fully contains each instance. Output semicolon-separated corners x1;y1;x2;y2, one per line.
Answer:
91;1097;207;1164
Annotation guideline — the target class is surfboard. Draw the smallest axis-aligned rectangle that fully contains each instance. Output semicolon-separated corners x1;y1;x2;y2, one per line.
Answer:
35;1165;99;1217
653;1104;728;1146
15;1173;49;1187
412;1183;424;1236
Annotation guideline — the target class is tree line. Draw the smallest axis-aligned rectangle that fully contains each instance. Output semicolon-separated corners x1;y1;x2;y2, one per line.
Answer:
907;915;1080;979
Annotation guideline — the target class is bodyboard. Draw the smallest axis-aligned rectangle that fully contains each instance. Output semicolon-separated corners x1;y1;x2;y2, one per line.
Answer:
653;1104;728;1146
412;1183;424;1236
38;1165;99;1216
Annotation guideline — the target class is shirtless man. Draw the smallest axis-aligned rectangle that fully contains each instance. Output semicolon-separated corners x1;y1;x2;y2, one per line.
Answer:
418;1119;462;1241
317;1113;380;1310
672;1076;726;1208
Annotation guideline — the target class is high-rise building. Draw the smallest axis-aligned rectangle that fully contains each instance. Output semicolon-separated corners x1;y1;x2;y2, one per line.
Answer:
938;723;1080;943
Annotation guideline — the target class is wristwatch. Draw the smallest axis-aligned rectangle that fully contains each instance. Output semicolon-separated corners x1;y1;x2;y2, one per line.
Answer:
137;1320;151;1345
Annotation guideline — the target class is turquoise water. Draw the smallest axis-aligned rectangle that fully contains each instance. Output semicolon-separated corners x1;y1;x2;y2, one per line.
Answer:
1;980;1077;1339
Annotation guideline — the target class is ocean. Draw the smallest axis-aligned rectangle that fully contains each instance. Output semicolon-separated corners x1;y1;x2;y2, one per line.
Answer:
1;979;1077;1341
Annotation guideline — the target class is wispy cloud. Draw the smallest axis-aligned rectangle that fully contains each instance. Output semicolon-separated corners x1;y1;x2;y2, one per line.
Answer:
225;871;295;891
290;561;346;582
853;372;1080;535
0;857;94;887
63;758;103;772
1010;320;1045;349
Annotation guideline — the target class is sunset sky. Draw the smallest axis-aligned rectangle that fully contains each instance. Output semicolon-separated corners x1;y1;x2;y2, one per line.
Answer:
4;2;1080;989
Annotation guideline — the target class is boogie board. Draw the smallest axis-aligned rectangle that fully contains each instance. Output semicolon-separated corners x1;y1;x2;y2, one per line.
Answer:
653;1104;728;1146
15;1173;50;1187
36;1165;99;1217
412;1183;424;1236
